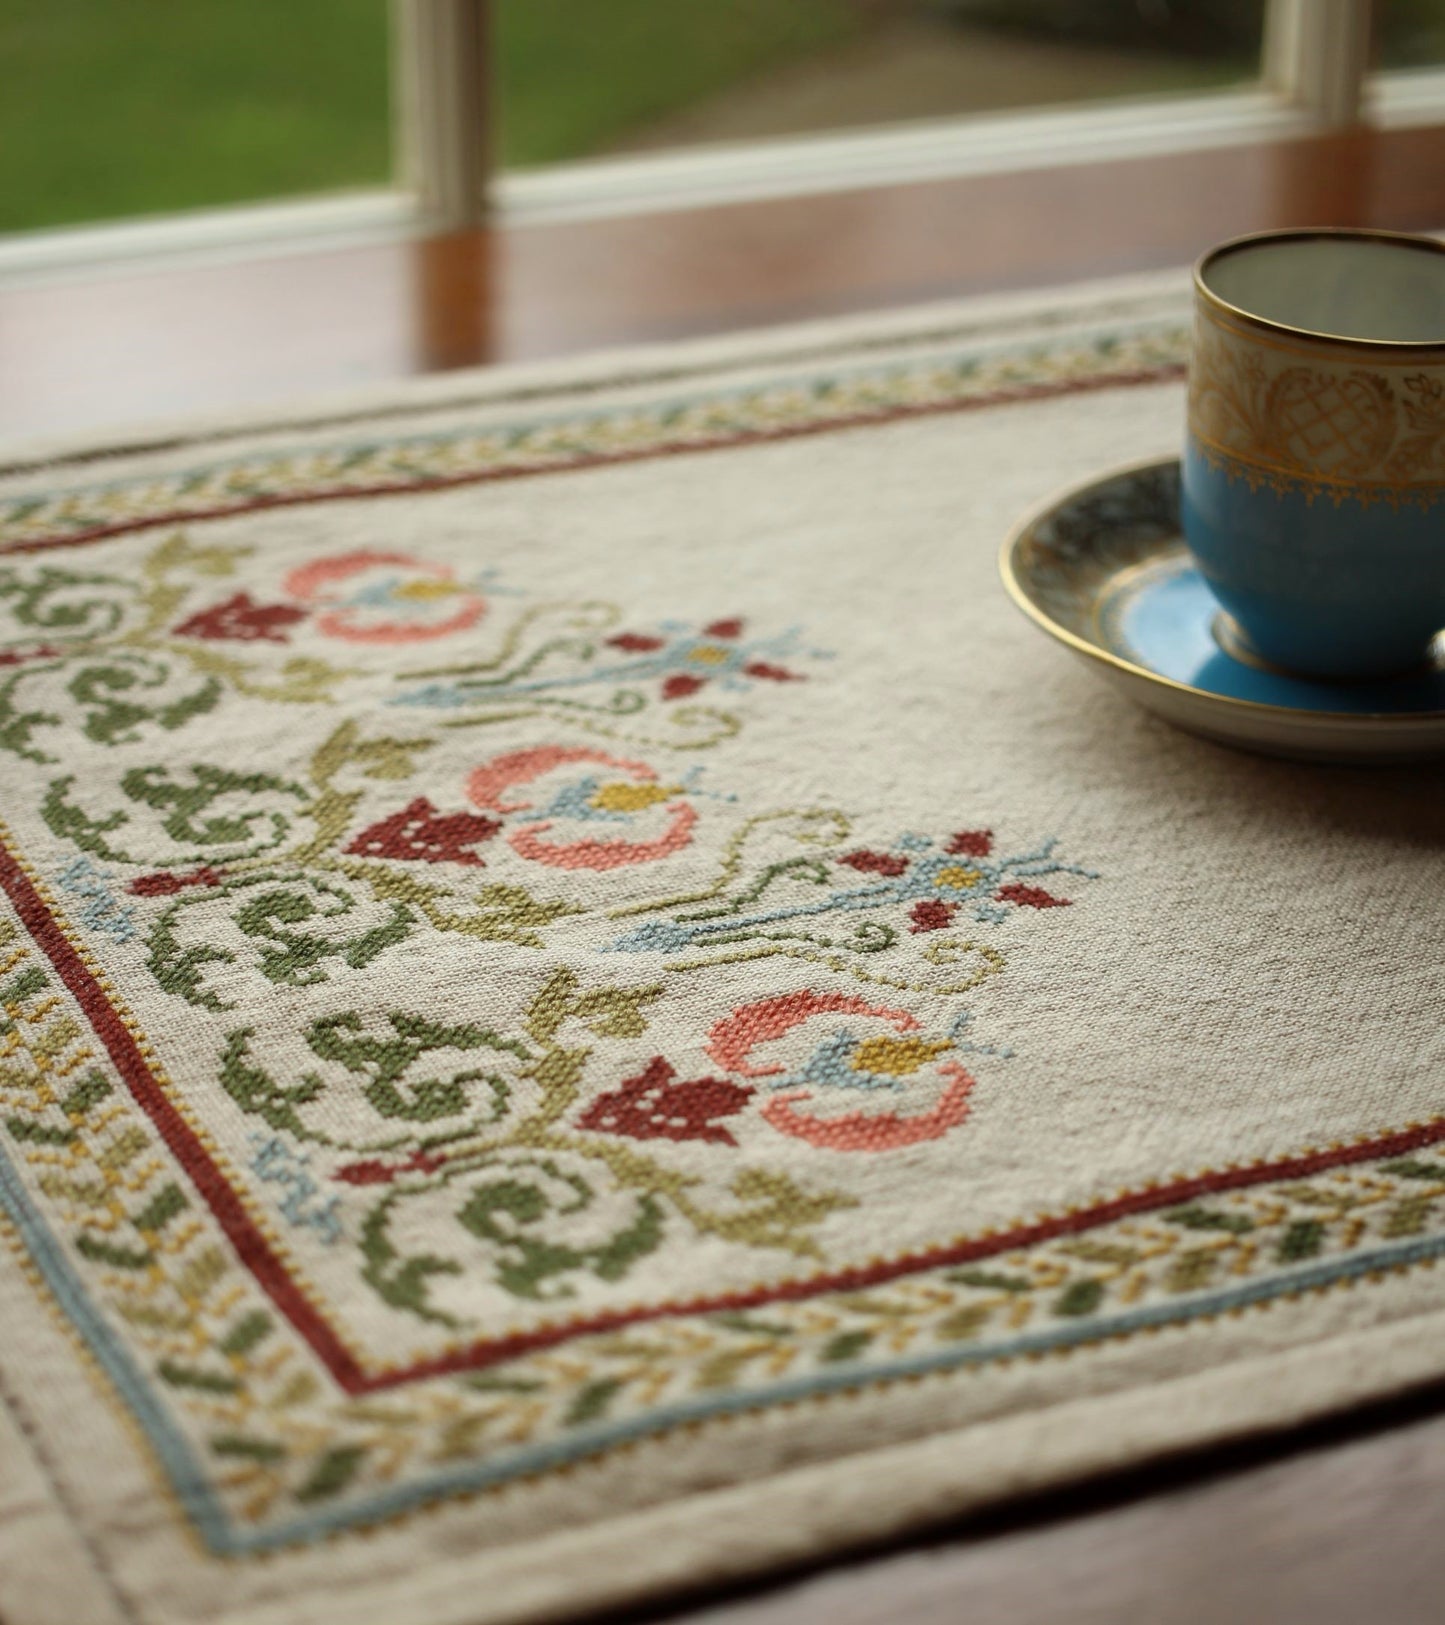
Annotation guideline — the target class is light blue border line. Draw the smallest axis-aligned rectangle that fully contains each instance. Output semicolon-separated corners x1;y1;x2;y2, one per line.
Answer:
4;1129;1438;1555
0;1139;234;1549
0;317;1188;518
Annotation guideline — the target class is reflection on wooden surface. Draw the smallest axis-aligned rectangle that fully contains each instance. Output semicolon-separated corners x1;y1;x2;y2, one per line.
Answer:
413;229;496;373
2;123;1444;442
1265;125;1383;229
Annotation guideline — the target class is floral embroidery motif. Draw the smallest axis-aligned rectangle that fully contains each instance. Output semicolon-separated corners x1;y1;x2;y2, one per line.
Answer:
603;817;1092;993
5;315;1440;1584
345;797;503;866
0;538;832;770
707;991;978;1152
598;615;803;704
576;1056;753;1147
1;552;1091;1312
0;535;351;764
392;610;822;750
173;591;308;643
201;967;859;1319
0;526;1094;1342
466;745;698;870
0;354;1115;1561
5;911;1444;1547
283;550;489;644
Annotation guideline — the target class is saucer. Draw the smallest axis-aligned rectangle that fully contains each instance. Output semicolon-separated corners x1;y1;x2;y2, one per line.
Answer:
999;457;1445;764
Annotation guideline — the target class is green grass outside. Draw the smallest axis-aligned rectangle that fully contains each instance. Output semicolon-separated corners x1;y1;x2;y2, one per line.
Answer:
496;0;866;168
0;0;867;232
0;0;393;232
3;1;1444;236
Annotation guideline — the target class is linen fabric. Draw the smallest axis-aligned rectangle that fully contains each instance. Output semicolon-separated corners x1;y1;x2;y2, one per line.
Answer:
1;274;1443;1625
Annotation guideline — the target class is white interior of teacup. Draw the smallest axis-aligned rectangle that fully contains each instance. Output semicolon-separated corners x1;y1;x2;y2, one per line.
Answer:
1201;233;1445;343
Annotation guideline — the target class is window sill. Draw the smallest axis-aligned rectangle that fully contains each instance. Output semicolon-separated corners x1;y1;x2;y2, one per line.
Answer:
4;71;1445;290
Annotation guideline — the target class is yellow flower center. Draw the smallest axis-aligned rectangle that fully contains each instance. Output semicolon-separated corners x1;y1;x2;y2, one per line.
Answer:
935;865;981;890
392;578;458;601
590;781;679;813
688;645;730;666
851;1036;952;1078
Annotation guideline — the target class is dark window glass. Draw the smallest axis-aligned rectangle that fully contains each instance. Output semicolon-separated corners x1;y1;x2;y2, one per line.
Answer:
499;1;1266;169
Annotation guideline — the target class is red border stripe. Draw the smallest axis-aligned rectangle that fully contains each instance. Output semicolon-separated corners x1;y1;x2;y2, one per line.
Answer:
0;367;1183;557
9;346;1439;1390
7;830;1445;1389
384;1115;1445;1382
0;838;370;1392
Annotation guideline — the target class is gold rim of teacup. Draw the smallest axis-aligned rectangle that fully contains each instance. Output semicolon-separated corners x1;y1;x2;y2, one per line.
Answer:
1194;227;1445;354
997;455;1445;726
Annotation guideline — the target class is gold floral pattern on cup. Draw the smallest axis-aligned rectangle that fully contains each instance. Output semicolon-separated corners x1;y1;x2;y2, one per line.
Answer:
1188;285;1445;510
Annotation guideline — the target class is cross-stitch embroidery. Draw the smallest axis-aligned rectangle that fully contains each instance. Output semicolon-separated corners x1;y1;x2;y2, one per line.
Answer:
0;324;1223;1573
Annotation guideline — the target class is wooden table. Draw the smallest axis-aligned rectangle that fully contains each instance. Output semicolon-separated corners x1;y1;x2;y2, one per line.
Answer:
647;1394;1445;1625
5;123;1445;445
5;120;1445;1625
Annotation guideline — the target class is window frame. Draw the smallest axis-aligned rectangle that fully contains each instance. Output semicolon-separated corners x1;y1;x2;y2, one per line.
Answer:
0;0;1429;285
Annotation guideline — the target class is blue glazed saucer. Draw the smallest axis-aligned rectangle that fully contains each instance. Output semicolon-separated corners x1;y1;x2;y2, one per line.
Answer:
1000;457;1445;763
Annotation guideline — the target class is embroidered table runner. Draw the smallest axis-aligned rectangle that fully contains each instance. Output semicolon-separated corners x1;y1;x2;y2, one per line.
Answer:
2;279;1443;1625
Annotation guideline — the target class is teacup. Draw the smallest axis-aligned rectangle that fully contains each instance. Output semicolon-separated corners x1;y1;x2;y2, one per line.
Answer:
1183;228;1445;679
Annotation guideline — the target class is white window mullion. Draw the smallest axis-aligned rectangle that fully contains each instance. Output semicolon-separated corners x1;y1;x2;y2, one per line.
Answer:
1263;0;1374;126
392;0;492;228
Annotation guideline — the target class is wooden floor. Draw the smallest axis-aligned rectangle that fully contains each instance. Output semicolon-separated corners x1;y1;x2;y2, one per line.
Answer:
5;122;1445;443
6;117;1445;1625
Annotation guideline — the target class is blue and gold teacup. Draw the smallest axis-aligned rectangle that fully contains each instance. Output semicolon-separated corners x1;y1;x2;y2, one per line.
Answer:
1183;228;1445;679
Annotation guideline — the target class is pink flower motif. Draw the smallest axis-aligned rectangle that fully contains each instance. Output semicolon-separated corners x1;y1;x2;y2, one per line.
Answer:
707;990;975;1152
282;550;486;644
466;745;697;871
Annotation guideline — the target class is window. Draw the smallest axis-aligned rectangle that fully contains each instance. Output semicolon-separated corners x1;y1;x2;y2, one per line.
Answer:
498;1;1267;167
0;2;1435;271
1380;0;1445;65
